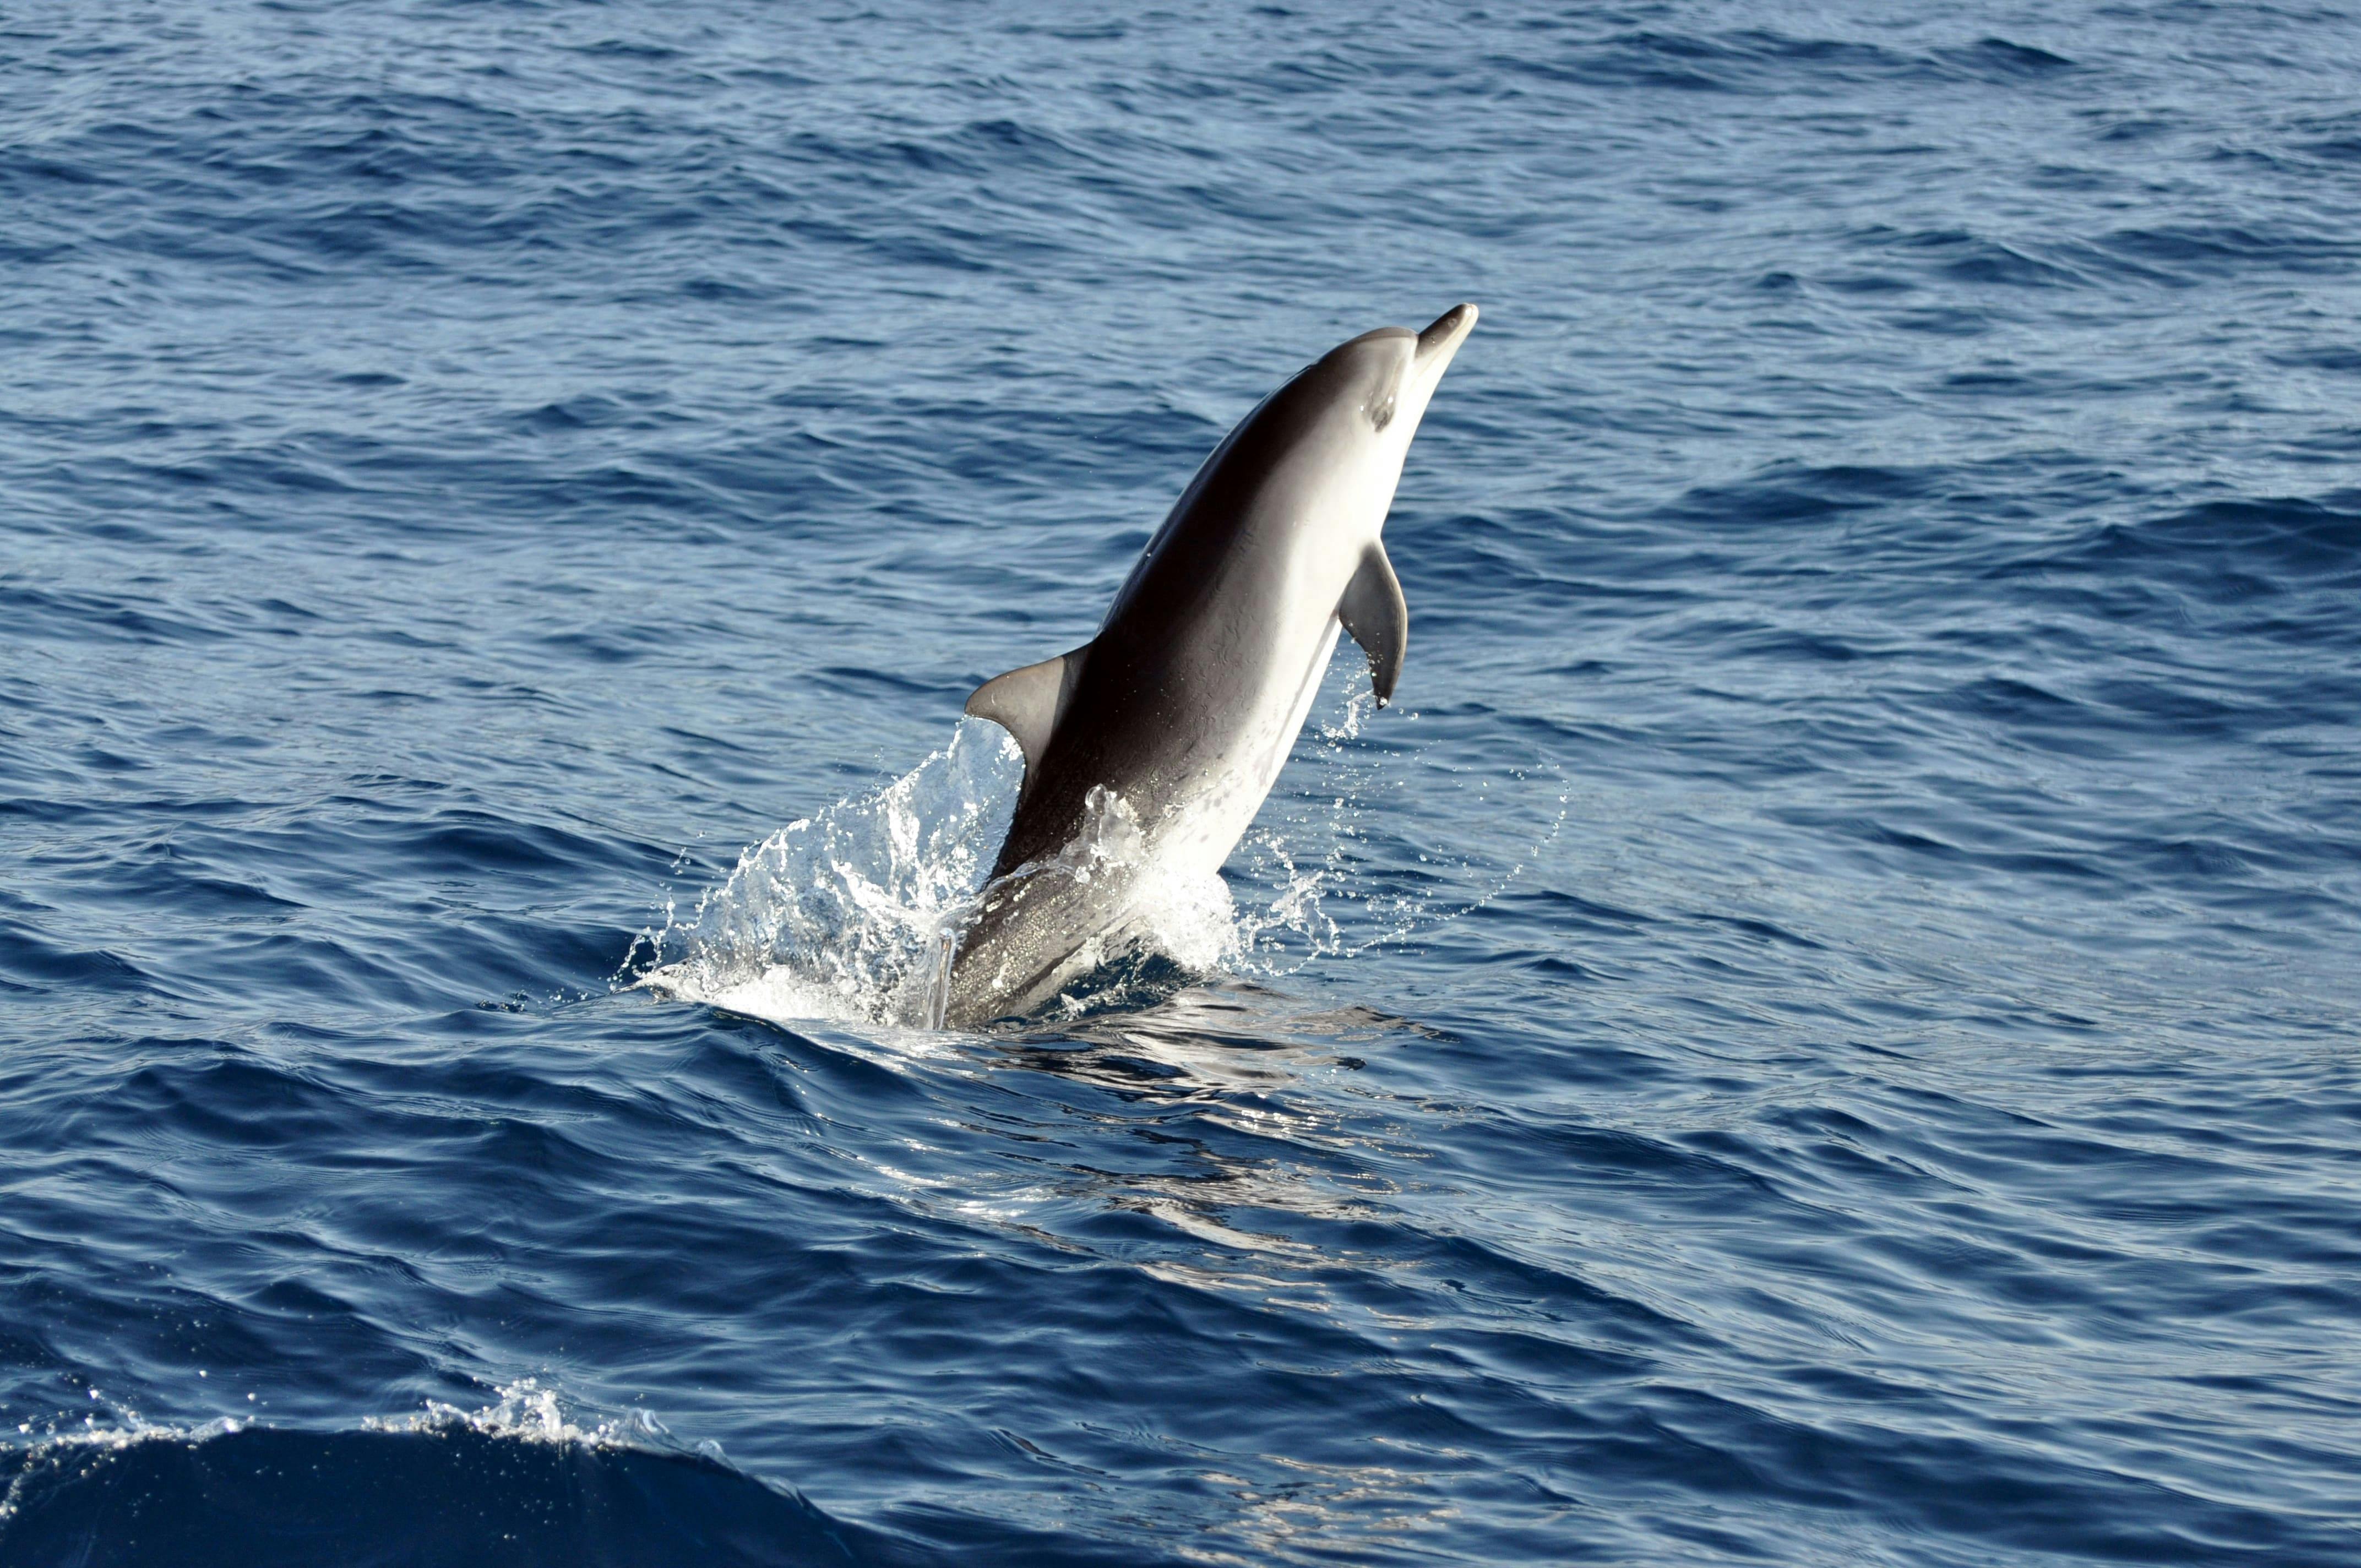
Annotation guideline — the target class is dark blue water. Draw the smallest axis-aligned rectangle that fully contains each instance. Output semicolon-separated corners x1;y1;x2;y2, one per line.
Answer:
6;3;2359;1563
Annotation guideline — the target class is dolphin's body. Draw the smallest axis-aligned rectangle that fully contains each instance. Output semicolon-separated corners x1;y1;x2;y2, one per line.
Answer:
941;304;1477;1027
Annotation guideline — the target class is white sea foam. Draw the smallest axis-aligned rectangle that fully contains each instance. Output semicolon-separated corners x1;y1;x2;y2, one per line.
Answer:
365;1377;674;1451
0;1379;678;1528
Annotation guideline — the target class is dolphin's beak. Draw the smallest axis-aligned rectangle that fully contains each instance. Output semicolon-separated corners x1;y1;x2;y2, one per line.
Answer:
1416;303;1478;369
1399;303;1477;433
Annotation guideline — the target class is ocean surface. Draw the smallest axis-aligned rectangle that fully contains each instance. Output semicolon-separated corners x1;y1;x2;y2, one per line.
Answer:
4;2;2359;1563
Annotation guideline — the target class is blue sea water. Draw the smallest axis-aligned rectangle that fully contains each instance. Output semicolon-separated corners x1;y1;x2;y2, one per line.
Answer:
5;1;2360;1562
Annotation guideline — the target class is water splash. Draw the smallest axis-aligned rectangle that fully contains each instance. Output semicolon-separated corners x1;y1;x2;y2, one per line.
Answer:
942;780;1242;1026
1233;686;1392;965
366;1378;678;1453
631;659;1563;1031
635;718;1021;1028
1232;680;1572;974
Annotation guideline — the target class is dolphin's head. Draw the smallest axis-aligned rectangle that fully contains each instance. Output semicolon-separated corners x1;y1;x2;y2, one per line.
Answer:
1239;303;1476;537
1314;302;1478;451
1114;303;1479;607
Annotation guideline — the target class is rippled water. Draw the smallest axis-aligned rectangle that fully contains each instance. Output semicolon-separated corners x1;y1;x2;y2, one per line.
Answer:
6;2;2360;1564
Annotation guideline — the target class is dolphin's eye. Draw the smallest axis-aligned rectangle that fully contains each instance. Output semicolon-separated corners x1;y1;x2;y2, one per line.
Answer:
1367;393;1396;432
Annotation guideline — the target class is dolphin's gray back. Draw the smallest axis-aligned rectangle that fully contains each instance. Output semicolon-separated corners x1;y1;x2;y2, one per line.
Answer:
988;341;1397;877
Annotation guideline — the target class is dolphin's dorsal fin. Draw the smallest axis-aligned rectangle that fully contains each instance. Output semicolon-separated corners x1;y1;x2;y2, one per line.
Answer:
1337;542;1407;705
965;646;1089;791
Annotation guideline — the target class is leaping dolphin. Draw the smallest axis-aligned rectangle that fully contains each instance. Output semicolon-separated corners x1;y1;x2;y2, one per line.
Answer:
942;303;1478;1027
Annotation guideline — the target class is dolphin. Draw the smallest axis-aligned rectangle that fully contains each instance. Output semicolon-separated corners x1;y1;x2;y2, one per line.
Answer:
940;303;1478;1027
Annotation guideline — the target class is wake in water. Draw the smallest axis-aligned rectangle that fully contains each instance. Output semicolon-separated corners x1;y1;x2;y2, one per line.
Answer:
627;668;1563;1032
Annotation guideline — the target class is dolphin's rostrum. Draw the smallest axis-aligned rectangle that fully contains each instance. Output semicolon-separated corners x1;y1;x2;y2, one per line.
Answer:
943;304;1478;1026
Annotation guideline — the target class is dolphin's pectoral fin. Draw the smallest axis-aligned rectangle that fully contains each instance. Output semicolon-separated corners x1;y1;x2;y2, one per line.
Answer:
965;646;1089;790
1337;542;1408;706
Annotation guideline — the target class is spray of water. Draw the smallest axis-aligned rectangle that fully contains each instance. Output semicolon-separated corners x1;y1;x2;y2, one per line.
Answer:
633;720;1021;1027
627;659;1565;1032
